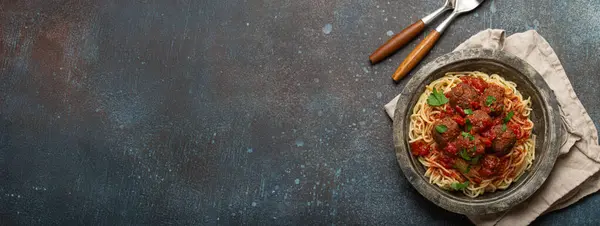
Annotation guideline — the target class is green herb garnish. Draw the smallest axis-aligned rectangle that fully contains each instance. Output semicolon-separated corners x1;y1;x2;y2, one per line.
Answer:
459;149;471;161
461;132;474;141
504;111;514;123
502;124;507;132
451;181;469;191
435;125;448;133
465;119;472;132
461;132;469;138
427;88;449;106
453;160;470;174
485;96;496;106
464;109;473;115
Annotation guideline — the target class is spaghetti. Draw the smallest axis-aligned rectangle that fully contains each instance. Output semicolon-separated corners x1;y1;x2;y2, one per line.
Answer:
408;71;535;198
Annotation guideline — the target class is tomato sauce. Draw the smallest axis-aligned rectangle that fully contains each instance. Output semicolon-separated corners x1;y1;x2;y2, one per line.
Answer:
509;123;523;139
443;142;458;155
460;77;488;93
411;76;532;183
452;115;465;126
410;141;430;156
470;100;481;110
455;106;466;116
438;154;455;169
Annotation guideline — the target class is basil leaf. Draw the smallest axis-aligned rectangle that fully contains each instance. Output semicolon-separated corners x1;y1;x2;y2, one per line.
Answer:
435;125;448;133
504;111;514;123
502;124;507;132
464;109;473;115
427;88;449;106
485;96;496;106
461;132;469;138
459;149;471;161
465;165;471;173
465;119;472;132
461;132;474;141
451;181;469;191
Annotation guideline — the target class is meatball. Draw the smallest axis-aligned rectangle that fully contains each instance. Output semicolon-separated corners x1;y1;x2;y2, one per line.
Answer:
490;124;517;156
455;133;486;157
447;83;479;109
479;155;500;177
465;110;492;133
481;85;505;115
432;117;460;147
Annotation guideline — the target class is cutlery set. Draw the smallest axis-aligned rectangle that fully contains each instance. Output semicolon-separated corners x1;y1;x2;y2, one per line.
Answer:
369;0;485;81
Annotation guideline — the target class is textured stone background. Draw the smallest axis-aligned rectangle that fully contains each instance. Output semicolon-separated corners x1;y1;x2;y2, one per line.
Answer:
0;0;599;225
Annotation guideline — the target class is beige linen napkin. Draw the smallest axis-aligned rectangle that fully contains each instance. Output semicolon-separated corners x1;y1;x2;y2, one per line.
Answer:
384;29;600;225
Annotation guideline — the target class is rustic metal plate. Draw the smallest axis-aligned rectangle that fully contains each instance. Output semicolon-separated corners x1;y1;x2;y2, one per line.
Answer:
393;48;563;215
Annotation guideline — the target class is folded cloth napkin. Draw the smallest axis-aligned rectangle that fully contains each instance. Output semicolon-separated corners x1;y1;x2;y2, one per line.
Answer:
384;29;600;225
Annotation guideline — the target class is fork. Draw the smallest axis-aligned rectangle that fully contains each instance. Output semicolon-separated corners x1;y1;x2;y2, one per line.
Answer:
391;0;486;81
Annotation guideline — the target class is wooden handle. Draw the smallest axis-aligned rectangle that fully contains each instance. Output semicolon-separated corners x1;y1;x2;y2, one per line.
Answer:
369;20;425;64
392;30;441;81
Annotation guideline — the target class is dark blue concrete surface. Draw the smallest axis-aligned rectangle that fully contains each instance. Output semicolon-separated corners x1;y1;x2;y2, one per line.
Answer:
0;0;599;225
